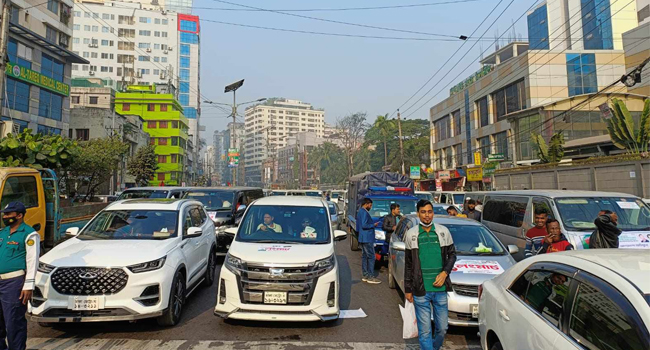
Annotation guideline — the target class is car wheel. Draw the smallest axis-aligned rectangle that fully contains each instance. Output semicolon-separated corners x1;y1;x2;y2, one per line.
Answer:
388;258;396;289
349;230;359;251
203;247;217;287
490;342;503;350
157;270;185;327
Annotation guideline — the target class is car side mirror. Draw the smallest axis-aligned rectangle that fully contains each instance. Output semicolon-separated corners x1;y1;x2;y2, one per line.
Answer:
334;229;347;241
508;245;519;255
391;241;406;252
225;227;238;236
237;205;246;213
65;227;80;237
186;227;202;237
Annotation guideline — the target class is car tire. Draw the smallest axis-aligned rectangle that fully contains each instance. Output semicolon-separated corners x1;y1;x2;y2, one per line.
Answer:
388;258;396;289
490;342;503;350
203;247;217;287
349;230;359;251
157;269;185;327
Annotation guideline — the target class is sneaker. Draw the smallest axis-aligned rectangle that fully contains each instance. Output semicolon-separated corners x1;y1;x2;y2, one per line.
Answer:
361;276;369;282
366;277;382;284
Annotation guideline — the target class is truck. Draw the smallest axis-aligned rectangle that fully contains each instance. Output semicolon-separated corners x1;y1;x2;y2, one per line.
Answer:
345;172;419;261
0;167;108;248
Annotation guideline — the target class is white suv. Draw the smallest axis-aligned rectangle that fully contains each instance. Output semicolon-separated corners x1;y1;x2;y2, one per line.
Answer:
214;196;347;322
29;199;217;326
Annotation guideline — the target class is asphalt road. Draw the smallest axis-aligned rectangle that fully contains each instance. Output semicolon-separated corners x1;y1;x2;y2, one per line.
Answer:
27;239;481;349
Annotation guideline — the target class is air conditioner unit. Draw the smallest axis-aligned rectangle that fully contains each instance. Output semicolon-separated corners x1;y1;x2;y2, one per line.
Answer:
136;72;142;78
89;71;95;75
168;47;173;51
159;73;166;79
1;121;20;137
163;50;168;54
146;48;152;52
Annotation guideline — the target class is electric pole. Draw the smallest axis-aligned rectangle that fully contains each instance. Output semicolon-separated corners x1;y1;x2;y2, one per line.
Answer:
397;109;405;175
0;0;11;110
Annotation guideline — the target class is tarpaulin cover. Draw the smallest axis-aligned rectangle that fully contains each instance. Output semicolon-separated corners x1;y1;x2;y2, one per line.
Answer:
346;172;415;214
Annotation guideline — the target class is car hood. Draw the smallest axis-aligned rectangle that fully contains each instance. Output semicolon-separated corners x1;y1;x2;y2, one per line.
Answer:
41;238;177;267
228;241;334;265
450;254;516;285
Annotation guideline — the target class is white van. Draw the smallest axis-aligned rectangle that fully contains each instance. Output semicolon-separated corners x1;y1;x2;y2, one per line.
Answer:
481;190;650;261
214;196;346;322
434;191;466;211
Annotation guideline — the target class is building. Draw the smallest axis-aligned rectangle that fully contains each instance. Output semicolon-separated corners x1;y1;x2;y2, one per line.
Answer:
114;84;190;185
429;0;639;177
213;129;227;185
275;132;324;188
69;2;202;152
244;98;325;186
323;122;345;148
1;0;89;135
637;0;649;24
622;21;650;96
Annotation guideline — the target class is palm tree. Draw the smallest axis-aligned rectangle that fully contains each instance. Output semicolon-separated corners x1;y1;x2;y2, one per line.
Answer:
370;114;395;167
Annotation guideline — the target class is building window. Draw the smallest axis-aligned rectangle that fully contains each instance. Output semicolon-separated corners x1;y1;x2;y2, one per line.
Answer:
494;131;510;160
47;0;58;14
180;32;198;44
527;5;549;50
158;138;168;145
158;155;167;163
41;54;64;81
434;116;450;142
45;26;57;43
179;82;190;93
157;173;165;181
6;78;30;113
180;19;197;32
581;0;613;50
454;144;463;166
8;39;32;69
171;154;177;163
179;69;190;81
162;19;168;25
172;120;178;128
161;104;168;111
118;41;135;50
146;104;155;111
38;90;62;121
75;129;90;141
37;125;61;135
155;18;160;24
138;55;150;62
102;26;109;33
493;79;526;121
171;137;178;146
138;30;151;36
139;17;151;23
148;121;156;128
180;56;190;68
452;109;461;136
180;44;190;55
161;57;167;63
150;138;156;145
566;53;598;96
477;97;489;127
92;25;98;32
179;94;189;106
159;121;168;129
478;136;491;159
123;103;130;111
89;96;98;104
71;96;80;103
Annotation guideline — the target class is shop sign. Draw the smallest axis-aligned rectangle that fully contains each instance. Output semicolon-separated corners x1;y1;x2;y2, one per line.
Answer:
449;65;494;95
227;148;239;168
5;62;70;96
438;170;451;181
488;153;505;162
483;162;498;176
410;166;421;179
467;167;483;182
474;152;482;166
435;179;443;191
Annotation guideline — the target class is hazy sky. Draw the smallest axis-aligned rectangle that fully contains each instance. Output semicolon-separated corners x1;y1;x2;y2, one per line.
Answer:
196;0;533;141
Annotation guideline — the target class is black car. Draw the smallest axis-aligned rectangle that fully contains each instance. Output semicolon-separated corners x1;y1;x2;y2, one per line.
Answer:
183;187;263;254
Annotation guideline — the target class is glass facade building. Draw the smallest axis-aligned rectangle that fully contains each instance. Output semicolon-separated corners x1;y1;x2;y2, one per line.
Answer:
566;53;598;96
527;5;550;50
581;0;614;49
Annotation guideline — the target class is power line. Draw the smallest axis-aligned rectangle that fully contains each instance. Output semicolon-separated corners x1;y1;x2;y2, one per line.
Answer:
197;0;483;12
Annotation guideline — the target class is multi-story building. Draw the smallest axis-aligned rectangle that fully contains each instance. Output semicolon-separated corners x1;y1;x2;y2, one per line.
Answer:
213;129;227;186
1;0;89;135
244;99;325;186
115;84;190;185
429;0;639;177
275;132;323;188
69;2;201;152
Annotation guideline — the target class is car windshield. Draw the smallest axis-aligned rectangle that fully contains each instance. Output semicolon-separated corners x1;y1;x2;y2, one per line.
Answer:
78;210;178;240
555;197;650;231
433;205;448;215
369;199;417;218
305;191;321;197
118;190;168;200
289;192;306;196
185;191;235;210
271;191;286;196
236;205;330;244
328;203;336;214
453;194;465;204
445;224;506;255
332;193;339;199
416;192;434;202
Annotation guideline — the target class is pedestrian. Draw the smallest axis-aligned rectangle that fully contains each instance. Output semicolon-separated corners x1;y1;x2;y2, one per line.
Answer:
525;209;548;258
404;200;457;350
356;198;380;284
589;210;621;249
462;199;481;221
325;192;331;201
0;202;40;350
475;199;484;212
445;206;466;218
382;203;402;243
539;219;573;253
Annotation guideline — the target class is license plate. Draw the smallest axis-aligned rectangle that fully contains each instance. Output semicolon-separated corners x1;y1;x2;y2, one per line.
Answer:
471;304;479;318
264;292;287;304
68;296;103;310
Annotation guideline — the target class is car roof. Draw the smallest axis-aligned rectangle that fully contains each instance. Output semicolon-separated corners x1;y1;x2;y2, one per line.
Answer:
108;198;196;210
252;196;326;207
402;213;484;226
185;186;260;192
123;186;188;191
484;190;640;198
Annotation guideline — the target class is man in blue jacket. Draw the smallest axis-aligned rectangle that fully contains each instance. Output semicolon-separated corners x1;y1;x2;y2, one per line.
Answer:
356;198;380;284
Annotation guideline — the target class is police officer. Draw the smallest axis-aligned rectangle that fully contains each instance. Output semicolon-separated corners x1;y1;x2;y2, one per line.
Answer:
0;202;39;350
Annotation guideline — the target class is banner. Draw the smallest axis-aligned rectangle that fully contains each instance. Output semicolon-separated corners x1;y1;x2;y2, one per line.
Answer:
473;152;482;166
409;166;420;179
438;170;450;181
467;167;483;182
227;148;239;168
452;260;504;275
5;62;70;96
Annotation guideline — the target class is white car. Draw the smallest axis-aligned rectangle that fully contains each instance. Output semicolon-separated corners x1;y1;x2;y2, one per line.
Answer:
479;250;650;350
214;196;347;322
29;199;217;326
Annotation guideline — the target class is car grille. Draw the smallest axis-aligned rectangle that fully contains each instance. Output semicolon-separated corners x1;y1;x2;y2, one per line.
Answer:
51;267;128;296
452;283;479;297
237;264;323;306
449;311;476;321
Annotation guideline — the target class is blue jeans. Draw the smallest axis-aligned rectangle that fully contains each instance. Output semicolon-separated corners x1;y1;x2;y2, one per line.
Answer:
413;292;449;350
359;242;374;278
0;276;27;350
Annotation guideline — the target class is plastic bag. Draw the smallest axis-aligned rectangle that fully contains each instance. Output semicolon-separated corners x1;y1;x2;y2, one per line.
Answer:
399;300;419;339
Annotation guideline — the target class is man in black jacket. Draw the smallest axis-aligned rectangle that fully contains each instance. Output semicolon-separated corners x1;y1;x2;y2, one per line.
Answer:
404;200;457;350
382;203;401;243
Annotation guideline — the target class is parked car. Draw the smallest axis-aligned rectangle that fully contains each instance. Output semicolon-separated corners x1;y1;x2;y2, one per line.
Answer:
481;190;650;261
388;215;517;326
434;191;467;211
415;191;435;203
29;199;217;326
214;196;347;322
479;249;650;350
433;203;452;215
183;187;263;255
327;201;341;230
117;187;188;200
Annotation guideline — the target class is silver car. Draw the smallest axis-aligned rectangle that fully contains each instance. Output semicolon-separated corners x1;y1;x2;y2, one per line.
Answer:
388;215;518;327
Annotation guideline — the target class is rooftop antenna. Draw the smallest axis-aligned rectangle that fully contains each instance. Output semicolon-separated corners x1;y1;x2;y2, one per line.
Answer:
495;29;500;51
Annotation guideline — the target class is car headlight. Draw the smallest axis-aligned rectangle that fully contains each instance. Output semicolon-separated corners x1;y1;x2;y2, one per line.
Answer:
314;254;336;275
37;262;55;274
127;257;166;273
375;229;386;241
224;254;243;275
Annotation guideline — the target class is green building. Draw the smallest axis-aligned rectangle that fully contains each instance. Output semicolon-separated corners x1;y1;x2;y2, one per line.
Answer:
115;85;189;186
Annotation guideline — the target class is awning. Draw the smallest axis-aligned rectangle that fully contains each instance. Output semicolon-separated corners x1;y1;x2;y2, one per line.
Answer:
9;23;89;64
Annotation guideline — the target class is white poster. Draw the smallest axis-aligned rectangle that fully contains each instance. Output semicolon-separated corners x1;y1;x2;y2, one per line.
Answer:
452;260;505;275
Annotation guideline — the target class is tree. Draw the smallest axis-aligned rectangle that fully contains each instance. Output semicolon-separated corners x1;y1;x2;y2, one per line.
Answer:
606;98;650;153
127;145;158;187
336;112;369;178
365;114;395;167
531;132;565;163
70;136;129;201
0;129;79;170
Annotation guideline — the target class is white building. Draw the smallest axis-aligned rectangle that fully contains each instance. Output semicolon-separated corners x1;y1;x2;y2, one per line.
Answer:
70;1;201;148
243;98;325;186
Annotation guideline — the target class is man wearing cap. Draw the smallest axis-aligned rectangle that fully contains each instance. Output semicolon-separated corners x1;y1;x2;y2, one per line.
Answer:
0;202;39;350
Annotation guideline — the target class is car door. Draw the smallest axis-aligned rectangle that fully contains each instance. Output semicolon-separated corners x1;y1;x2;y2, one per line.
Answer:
497;262;577;350
482;196;531;261
182;205;204;285
390;218;411;292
